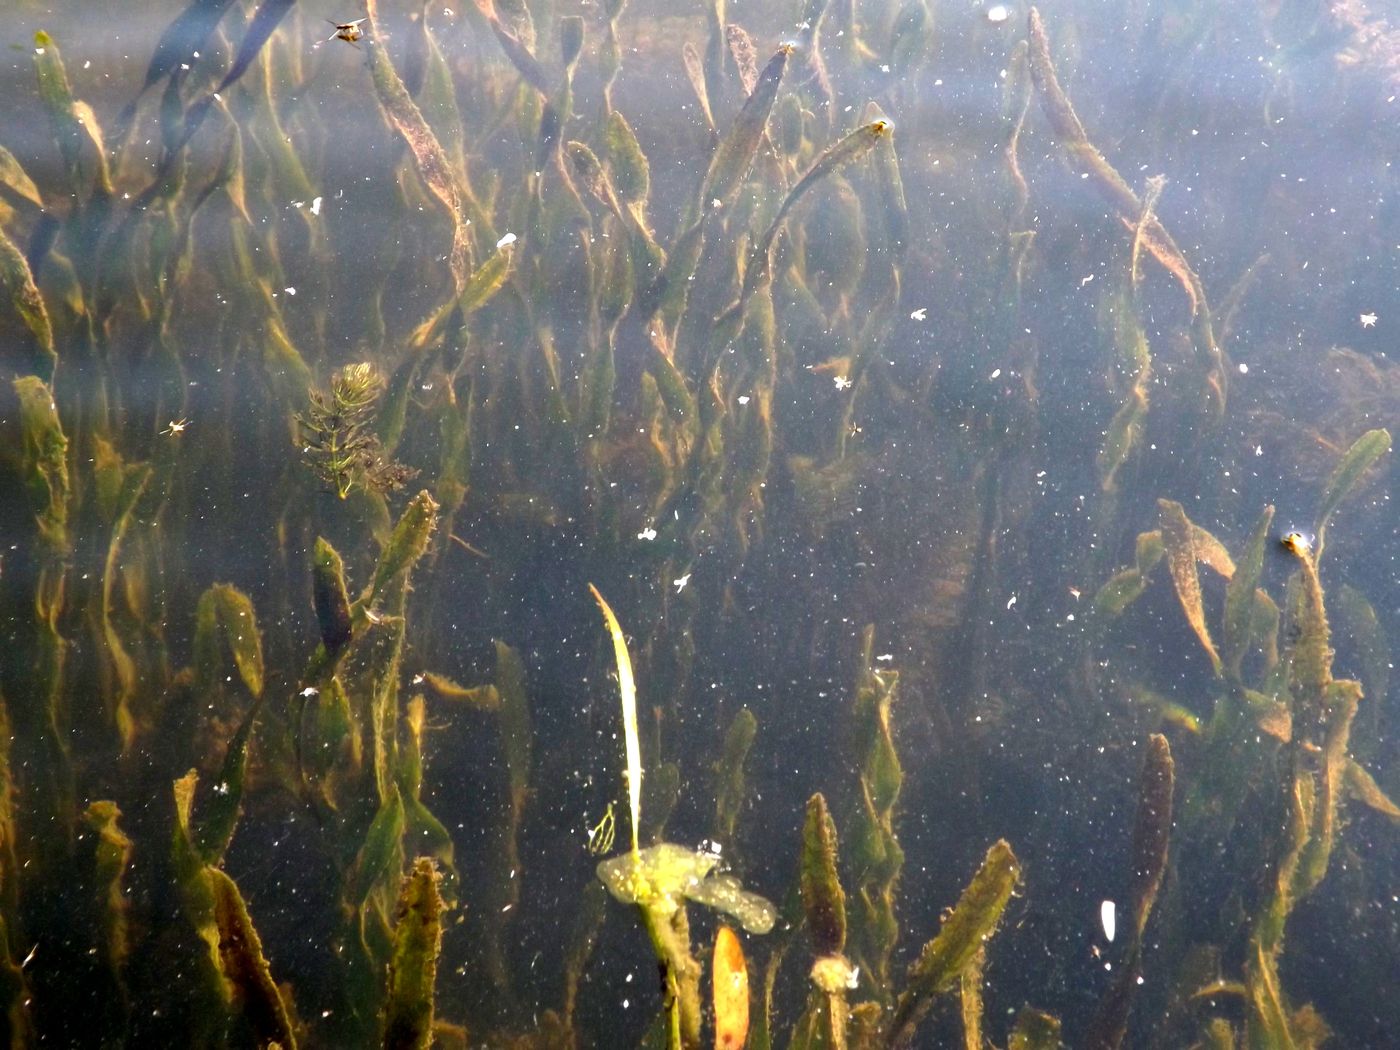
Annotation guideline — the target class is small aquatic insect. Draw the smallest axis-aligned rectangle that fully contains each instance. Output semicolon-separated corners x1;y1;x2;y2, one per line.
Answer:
327;18;367;47
1278;529;1313;556
160;417;189;436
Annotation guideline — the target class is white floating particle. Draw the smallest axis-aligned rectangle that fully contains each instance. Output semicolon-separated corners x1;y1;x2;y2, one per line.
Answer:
673;574;691;593
1360;311;1378;328
1006;594;1017;609
737;395;751;405
1080;274;1095;286
1101;900;1117;943
910;307;928;321
497;232;517;249
1238;362;1249;374
876;653;894;662
990;368;1002;379
833;375;853;391
637;527;657;542
986;4;1010;23
310;196;323;216
284;287;296;296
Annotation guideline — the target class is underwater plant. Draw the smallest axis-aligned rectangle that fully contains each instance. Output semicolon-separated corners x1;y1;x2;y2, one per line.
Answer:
297;362;417;500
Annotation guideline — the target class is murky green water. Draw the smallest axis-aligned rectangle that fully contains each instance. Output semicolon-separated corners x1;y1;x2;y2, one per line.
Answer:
0;1;1396;1047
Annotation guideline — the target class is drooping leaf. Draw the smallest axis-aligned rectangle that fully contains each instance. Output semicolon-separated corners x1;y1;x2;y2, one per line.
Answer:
0;223;57;381
1159;499;1222;675
1223;506;1274;681
700;44;792;207
1314;428;1390;562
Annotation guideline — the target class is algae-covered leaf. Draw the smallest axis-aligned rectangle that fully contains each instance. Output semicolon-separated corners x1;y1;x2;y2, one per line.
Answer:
193;584;265;698
194;695;263;867
713;926;750;1050
383;858;444;1050
1344;760;1400;820
1223;507;1274;681
33;31;112;199
713;708;757;844
1314;428;1389;561
346;787;406;909
409;239;514;348
887;840;1021;1047
313;537;353;658
1335;583;1389;756
745;119;892;301
700;43;792;207
369;491;440;605
14;377;69;552
1191;525;1236;579
0;223;56;381
1159;500;1221;675
422;672;500;710
0;146;43;212
606;111;650;208
364;0;470;300
800;793;846;958
83;801;133;979
1093;527;1165;617
207;867;298;1050
494;641;532;819
1009;1007;1063;1050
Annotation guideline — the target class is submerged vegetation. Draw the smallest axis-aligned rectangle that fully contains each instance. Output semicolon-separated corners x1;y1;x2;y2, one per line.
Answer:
0;0;1396;1047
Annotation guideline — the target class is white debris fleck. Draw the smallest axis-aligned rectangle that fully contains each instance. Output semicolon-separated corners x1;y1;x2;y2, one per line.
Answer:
310;196;323;216
1101;900;1117;943
737;395;751;405
1360;312;1378;328
497;232;517;249
299;686;319;698
284;287;296;296
990;368;1002;379
1238;361;1248;374
673;574;691;593
1080;274;1095;286
833;375;853;391
910;307;928;321
986;4;1011;23
876;653;894;662
1006;594;1017;610
638;527;658;541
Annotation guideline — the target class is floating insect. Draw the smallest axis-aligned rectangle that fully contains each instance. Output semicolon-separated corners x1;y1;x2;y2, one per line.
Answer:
160;417;190;436
327;18;367;47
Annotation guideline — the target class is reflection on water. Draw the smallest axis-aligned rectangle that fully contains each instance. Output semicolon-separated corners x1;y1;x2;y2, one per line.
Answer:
0;1;1396;1046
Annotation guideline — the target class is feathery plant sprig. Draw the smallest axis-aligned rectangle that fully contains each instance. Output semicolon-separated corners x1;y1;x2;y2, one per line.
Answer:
297;363;416;499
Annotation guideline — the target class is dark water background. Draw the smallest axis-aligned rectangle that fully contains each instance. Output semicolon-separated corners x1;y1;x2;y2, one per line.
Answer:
0;0;1397;1047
